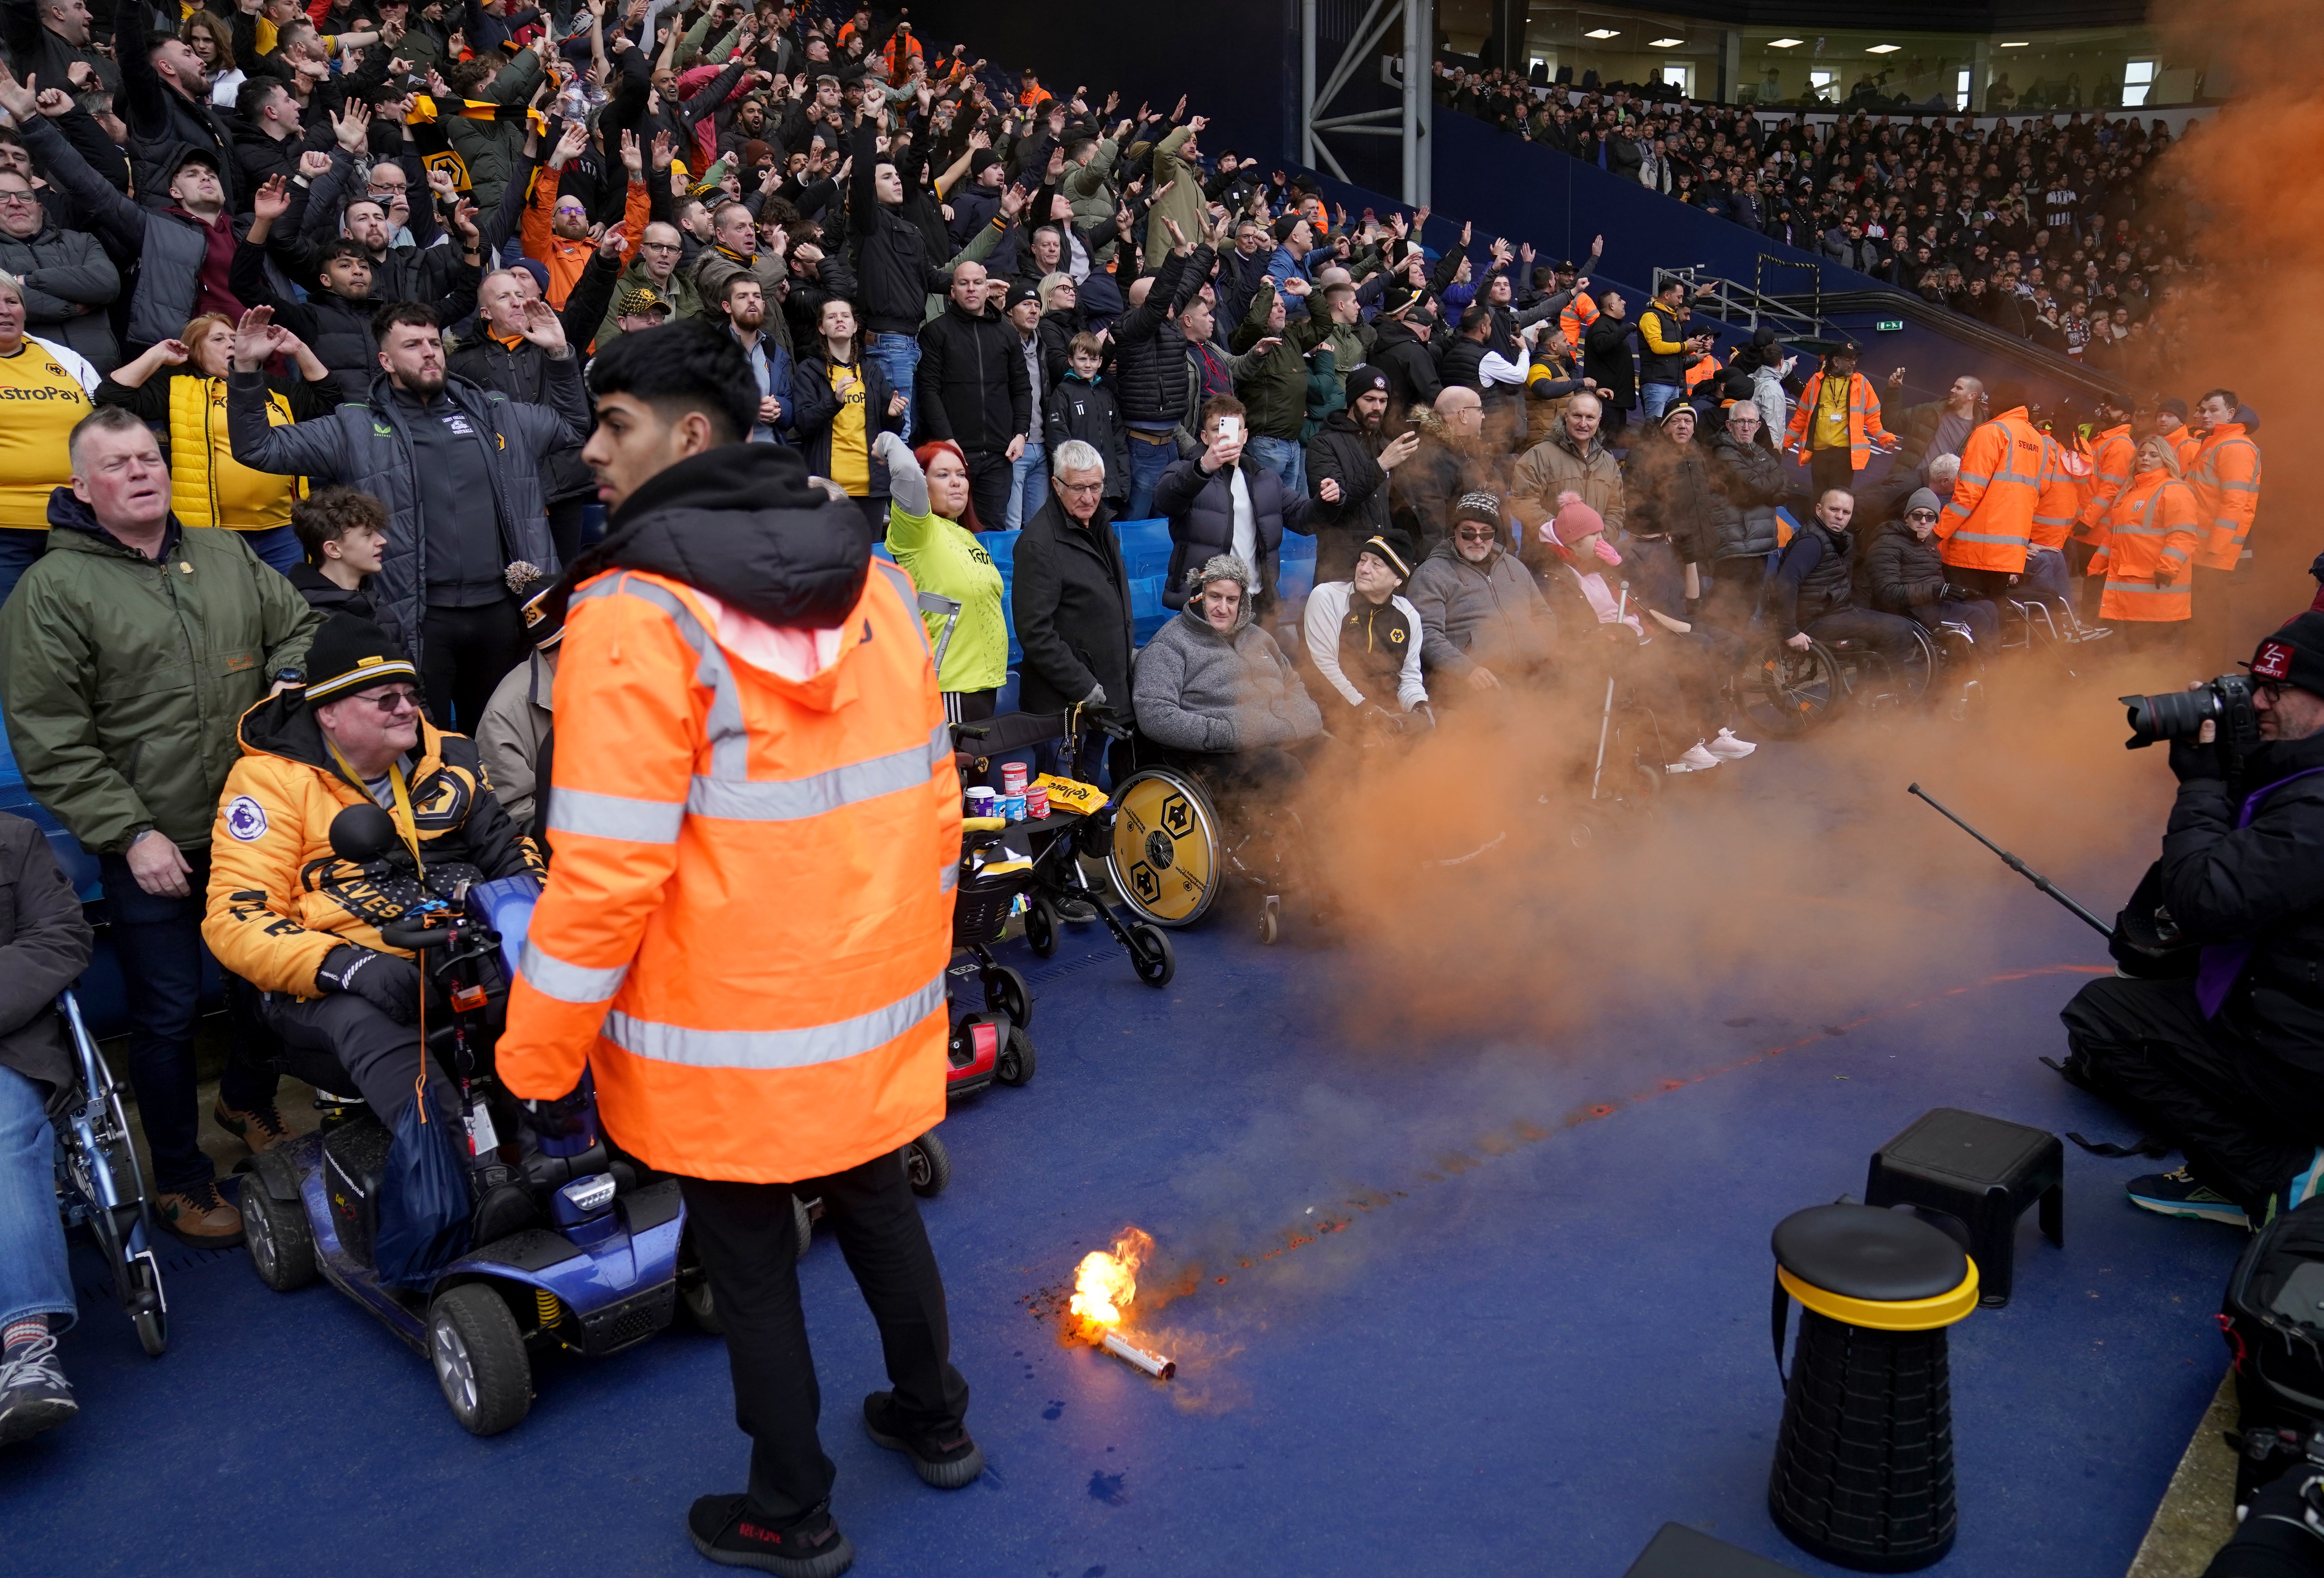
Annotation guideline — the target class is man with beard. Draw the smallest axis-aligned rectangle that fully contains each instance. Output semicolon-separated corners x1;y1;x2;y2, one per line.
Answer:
1511;390;1623;581
226;301;585;731
525;120;650;311
691;197;792;355
1306;365;1419;580
106;0;235;212
716;273;792;445
1390;384;1499;557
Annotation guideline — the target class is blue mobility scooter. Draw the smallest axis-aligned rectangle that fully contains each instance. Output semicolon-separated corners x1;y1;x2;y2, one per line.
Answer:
54;990;169;1357
237;806;697;1436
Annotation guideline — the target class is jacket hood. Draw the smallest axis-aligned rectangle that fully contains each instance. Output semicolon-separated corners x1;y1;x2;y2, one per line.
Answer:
43;486;188;553
1551;426;1607;462
552;444;871;631
1174;598;1255;639
235;688;448;784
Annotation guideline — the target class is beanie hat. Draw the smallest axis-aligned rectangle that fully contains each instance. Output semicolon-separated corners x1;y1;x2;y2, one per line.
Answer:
1272;213;1302;244
509;257;551;296
1905;488;1943;516
1004;280;1040;311
1659;401;1697;428
1345;364;1389;399
304;614;418;705
1549;491;1607;545
2249;613;2324;699
968;148;1000;177
520;585;566;651
2158;396;2189;421
1452;491;1502;530
1358;528;1416;582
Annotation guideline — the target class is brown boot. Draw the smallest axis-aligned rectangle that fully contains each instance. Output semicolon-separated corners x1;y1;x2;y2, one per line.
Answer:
213;1099;291;1155
153;1183;244;1249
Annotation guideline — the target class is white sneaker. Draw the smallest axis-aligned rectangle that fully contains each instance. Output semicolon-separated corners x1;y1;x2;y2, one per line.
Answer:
1705;728;1758;761
1666;743;1722;773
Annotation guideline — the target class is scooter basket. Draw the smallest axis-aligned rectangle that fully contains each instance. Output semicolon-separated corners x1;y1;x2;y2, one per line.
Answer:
952;868;1029;948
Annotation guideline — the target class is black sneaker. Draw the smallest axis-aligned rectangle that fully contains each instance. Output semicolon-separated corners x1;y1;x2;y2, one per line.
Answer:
0;1331;78;1447
1051;895;1099;924
862;1391;985;1488
686;1495;853;1577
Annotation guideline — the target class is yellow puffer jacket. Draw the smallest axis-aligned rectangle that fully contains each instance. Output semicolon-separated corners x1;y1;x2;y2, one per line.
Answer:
169;374;306;530
201;693;543;998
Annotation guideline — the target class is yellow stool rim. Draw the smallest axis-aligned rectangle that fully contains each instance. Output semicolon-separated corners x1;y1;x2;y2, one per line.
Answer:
1778;1261;1980;1331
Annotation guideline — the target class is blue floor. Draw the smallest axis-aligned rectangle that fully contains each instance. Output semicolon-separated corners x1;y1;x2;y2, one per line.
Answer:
0;739;2243;1578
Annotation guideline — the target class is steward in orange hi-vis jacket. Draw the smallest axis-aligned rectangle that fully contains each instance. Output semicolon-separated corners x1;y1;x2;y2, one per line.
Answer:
496;324;978;1565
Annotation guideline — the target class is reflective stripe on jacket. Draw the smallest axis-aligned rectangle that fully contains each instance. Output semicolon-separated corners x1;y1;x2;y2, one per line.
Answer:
495;559;961;1183
2187;425;2262;571
2074;423;2135;545
1781;370;1893;471
2089;471;2199;623
1934;407;2057;574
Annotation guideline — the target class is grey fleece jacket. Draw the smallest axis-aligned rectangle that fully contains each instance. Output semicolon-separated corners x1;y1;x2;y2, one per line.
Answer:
1132;604;1322;754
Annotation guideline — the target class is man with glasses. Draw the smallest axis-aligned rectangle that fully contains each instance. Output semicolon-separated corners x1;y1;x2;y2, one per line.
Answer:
0;168;116;374
0;404;317;1249
202;612;542;1186
597;220;701;349
1862;486;2000;653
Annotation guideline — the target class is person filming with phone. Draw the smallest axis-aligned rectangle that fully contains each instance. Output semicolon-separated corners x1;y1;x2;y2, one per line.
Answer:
2058;613;2324;1232
1154;395;1315;618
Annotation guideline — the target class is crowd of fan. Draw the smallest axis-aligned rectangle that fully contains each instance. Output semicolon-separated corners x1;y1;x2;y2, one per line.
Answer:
0;0;2266;1346
1436;64;2199;380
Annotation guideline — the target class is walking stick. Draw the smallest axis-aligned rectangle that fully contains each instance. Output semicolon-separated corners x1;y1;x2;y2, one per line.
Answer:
1590;583;1629;800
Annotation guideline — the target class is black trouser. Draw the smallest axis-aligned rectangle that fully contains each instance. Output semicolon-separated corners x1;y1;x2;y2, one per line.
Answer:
2061;974;2324;1214
1944;566;2020;602
1807;447;1857;502
1803;608;1925;674
421;598;530;735
680;1154;969;1524
98;851;278;1193
964;450;1012;537
260;990;456;1130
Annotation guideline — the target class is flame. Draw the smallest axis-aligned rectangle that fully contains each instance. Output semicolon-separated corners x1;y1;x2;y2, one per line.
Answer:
1067;1227;1154;1334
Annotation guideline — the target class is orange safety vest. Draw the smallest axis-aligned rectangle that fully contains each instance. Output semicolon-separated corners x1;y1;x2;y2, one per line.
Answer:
2073;423;2134;546
1934;407;2065;574
880;30;922;83
2088;469;2199;623
497;559;961;1183
1782;370;1894;471
2186;423;2262;572
1558;289;1598;351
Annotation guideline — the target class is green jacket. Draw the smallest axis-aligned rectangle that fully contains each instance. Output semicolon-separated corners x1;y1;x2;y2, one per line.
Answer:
594;255;706;351
443;47;544;217
0;499;319;856
1061;136;1120;267
1229;278;1332;441
1145;126;1209;276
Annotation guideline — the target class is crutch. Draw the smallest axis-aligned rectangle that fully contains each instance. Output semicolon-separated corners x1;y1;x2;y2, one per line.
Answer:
1590;582;1629;800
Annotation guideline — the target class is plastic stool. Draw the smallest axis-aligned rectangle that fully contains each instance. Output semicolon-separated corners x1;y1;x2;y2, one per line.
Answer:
1767;1204;1979;1572
1865;1107;2063;1307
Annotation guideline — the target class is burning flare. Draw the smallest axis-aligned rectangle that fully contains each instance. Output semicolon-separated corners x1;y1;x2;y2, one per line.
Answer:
1069;1227;1153;1331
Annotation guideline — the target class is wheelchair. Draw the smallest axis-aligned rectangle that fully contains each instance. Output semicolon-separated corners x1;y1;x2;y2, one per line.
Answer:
52;990;168;1357
236;804;697;1437
1735;621;1947;736
1103;735;1308;946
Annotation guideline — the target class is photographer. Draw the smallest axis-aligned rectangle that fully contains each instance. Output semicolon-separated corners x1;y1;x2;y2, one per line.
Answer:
2059;613;2324;1230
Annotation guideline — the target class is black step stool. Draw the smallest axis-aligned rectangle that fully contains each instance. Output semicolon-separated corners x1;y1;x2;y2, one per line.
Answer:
1865;1108;2063;1307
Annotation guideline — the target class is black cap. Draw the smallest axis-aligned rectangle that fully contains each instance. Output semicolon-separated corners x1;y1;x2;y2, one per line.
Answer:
1272;213;1302;244
2250;614;2324;699
168;146;222;179
303;615;418;705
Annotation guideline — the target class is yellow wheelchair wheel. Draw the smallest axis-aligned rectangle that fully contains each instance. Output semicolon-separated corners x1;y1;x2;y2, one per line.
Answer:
1106;768;1221;927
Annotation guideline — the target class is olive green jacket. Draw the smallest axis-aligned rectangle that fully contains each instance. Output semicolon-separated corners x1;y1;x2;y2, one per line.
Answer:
0;501;318;855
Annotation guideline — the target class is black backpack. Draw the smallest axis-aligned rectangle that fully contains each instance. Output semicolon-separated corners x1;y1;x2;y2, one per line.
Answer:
2222;1197;2324;1504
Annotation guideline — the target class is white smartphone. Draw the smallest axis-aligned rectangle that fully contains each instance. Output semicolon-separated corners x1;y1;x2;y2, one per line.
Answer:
1217;415;1243;441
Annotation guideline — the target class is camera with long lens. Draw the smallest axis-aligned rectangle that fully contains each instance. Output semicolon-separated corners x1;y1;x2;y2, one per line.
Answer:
2122;673;2262;787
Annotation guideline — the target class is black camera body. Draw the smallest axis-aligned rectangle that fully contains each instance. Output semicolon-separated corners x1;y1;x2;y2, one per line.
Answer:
2123;672;2263;788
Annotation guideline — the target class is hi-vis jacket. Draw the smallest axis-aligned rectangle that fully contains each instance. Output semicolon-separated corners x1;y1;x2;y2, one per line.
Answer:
2088;467;2200;624
496;445;960;1184
2073;422;2135;547
1934;406;2078;574
2186;422;2263;572
201;696;542;996
1783;370;1894;472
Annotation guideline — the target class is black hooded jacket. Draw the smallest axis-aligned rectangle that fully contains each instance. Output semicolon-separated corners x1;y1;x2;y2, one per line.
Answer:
2162;731;2324;1071
544;443;871;634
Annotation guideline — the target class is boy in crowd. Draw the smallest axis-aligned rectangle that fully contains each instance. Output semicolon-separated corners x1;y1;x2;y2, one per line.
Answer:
286;488;409;660
1043;333;1128;508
